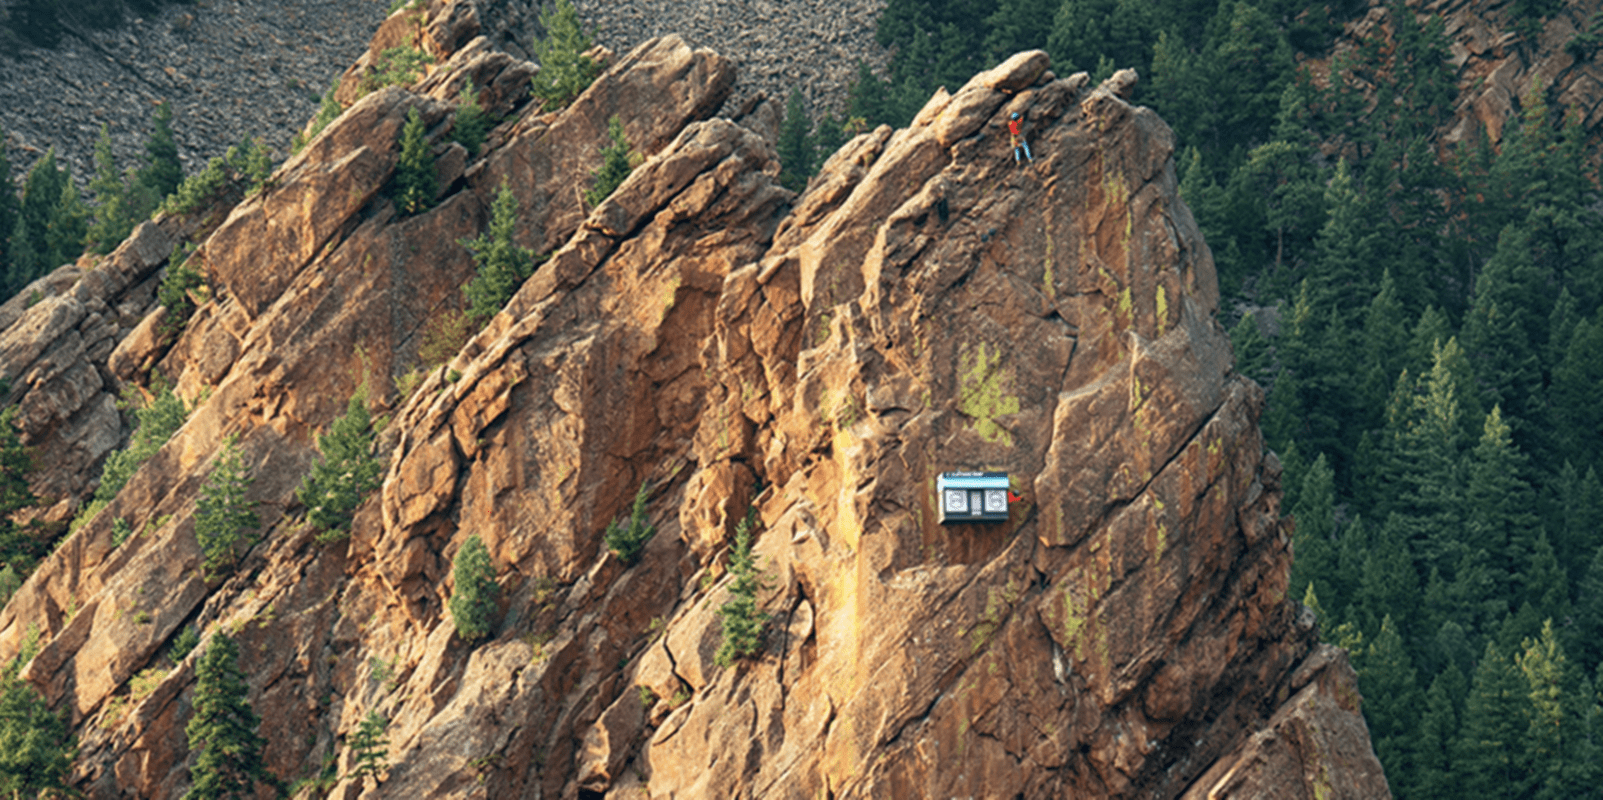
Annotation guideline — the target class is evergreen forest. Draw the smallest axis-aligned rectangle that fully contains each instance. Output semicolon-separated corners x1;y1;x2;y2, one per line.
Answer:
777;0;1603;796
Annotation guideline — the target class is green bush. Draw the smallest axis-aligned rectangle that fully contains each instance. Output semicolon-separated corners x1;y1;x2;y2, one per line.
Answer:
715;509;770;668
111;517;133;548
194;435;258;579
297;386;384;542
362;46;434;96
529;0;601;110
91;380;190;509
461;181;536;325
158;243;207;336
448;534;498;642
161;139;273;217
0;565;19;609
584;116;634;208
170;624;200;661
603;480;655;566
394;106;436;216
291;81;345;155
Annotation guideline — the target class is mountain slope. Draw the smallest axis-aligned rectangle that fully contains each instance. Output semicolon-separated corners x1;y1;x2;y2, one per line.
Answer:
0;5;1387;797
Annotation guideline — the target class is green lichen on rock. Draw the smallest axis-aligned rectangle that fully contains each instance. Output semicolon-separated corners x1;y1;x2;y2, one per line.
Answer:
957;342;1019;446
1155;284;1168;333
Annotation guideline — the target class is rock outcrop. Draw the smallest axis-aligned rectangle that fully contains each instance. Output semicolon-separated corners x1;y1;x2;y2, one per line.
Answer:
0;4;1390;797
1328;0;1603;152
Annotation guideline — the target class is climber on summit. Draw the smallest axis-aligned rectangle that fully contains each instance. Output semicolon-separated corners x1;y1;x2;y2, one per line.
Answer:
1008;112;1033;165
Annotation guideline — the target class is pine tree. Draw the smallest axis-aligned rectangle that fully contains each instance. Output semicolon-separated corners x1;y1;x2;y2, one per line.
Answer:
1414;663;1465;799
603;480;656;566
528;0;601;110
1353;514;1418;639
1550;313;1603;471
347;710;389;784
0;405;40;575
184;633;276;800
461;181;536;325
296;386;384;542
1574;544;1603;671
86;123;156;255
1517;620;1600;798
394;106;436;216
194;436;258;579
8;149;67;294
1520;532;1569;638
43;174;88;271
1460;226;1544;445
776;88;813;193
1308;158;1375;315
139;100;184;202
449;534;497;642
1398;338;1470;576
584;116;633;208
846;60;891;129
982;0;1055;62
1457;641;1529;796
716;510;770;668
1357;270;1409;422
1356;614;1422;793
1289;452;1337;605
0;663;73;797
1550;462;1603;588
1464;406;1538;594
452;81;489;156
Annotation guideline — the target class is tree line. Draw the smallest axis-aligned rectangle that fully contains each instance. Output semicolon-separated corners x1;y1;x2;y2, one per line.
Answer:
766;0;1603;797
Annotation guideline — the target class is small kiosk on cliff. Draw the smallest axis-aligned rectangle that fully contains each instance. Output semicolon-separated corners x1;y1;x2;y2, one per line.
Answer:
937;472;1011;524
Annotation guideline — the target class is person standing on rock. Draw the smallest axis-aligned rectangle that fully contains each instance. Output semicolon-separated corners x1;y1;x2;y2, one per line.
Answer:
1009;112;1033;165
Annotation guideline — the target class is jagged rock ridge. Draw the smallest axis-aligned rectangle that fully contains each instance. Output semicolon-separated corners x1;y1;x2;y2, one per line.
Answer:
0;5;1388;798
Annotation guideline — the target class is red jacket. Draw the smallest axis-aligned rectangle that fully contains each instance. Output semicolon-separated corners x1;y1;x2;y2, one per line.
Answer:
1008;118;1023;136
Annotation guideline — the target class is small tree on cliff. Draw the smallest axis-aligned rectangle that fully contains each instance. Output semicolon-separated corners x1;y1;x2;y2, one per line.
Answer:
394;106;436;216
297;384;384;543
140;100;184;202
776;88;813;192
529;0;600;110
603;480;655;566
184;633;279;800
460;180;536;326
449;535;498;642
347;709;389;784
715;509;771;668
194;435;259;580
584;116;634;207
452;81;489;156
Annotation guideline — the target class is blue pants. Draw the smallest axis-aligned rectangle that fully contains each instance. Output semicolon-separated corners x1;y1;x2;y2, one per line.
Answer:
1013;138;1033;163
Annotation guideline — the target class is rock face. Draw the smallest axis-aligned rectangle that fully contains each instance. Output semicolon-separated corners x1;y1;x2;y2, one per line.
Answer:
0;6;1389;798
1330;0;1603;151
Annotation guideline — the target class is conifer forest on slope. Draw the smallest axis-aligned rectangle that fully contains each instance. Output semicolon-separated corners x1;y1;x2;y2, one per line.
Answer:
780;0;1603;796
0;0;1599;795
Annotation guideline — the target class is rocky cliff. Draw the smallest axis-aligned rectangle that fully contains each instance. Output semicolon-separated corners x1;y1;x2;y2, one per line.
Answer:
0;3;1390;797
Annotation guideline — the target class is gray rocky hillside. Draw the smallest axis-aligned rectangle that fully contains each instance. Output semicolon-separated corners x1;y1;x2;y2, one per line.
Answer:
0;0;889;194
